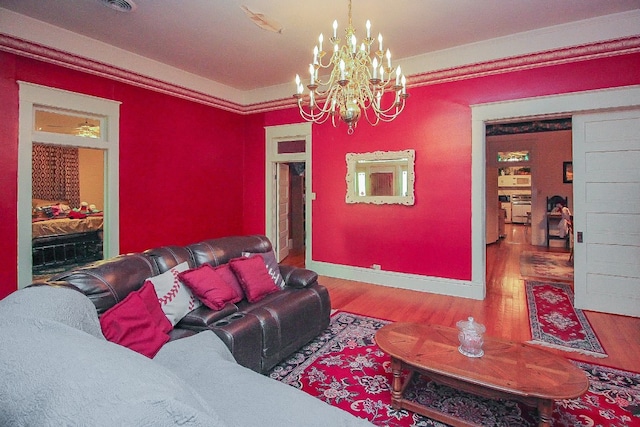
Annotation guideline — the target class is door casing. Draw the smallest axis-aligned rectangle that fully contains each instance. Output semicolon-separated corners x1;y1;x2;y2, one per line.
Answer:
17;82;120;288
265;123;312;263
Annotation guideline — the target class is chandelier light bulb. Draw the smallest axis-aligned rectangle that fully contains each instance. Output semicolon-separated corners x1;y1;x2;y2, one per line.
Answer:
295;74;302;94
293;0;408;134
309;64;315;85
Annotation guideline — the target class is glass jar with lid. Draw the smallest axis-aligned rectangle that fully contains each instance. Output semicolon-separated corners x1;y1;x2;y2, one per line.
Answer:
456;316;485;358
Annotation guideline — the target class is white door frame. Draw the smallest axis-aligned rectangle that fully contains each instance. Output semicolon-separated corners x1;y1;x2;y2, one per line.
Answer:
18;82;120;289
472;84;640;299
265;122;312;262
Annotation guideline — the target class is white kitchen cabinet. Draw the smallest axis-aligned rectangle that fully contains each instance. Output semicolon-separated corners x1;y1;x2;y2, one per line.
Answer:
498;175;531;187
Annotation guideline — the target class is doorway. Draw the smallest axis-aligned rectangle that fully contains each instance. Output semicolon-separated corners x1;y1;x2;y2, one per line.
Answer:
472;84;640;308
485;118;573;249
31;143;106;279
265;123;312;263
273;162;306;263
17;82;120;289
288;162;306;253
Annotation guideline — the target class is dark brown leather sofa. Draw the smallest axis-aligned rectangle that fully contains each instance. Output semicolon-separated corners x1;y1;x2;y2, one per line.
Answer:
44;235;331;374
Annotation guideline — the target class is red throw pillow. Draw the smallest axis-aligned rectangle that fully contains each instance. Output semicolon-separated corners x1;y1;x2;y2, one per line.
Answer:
137;280;173;334
214;263;245;301
99;291;170;358
229;255;280;303
242;251;286;289
178;264;241;310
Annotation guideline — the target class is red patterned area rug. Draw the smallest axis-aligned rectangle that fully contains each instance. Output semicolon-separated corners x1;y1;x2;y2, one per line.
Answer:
520;251;573;281
268;312;640;426
525;281;607;358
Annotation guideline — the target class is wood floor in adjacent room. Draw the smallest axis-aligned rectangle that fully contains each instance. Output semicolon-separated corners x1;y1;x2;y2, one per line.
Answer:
282;224;640;372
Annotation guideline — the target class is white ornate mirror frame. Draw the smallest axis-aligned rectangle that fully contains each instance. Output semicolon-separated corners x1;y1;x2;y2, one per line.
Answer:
345;149;415;205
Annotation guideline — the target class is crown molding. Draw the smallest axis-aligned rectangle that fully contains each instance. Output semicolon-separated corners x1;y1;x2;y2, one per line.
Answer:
1;7;639;115
0;33;249;113
410;36;640;88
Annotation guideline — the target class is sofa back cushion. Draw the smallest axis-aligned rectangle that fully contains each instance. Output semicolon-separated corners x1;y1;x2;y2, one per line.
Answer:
144;245;194;273
2;284;105;339
187;235;272;267
50;254;157;315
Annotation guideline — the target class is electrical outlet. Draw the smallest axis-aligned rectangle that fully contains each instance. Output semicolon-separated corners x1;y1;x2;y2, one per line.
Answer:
371;264;381;270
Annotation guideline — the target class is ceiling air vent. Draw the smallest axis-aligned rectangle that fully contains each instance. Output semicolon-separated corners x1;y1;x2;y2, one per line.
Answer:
97;0;137;12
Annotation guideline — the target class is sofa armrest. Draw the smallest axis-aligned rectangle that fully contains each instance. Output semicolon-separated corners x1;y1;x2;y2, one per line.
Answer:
279;265;318;289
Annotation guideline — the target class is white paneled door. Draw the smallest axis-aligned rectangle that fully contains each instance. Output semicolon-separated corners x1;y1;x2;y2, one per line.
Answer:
573;109;640;317
277;163;290;262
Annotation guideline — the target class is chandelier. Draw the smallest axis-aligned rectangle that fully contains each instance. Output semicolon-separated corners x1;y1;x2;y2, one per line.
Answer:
75;119;100;139
294;0;408;134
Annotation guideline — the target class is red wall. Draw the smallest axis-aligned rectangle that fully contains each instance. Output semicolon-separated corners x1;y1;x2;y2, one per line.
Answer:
254;53;640;280
1;50;639;299
0;52;246;298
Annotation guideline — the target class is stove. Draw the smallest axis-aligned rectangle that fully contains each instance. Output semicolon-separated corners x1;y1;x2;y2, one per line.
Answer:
511;194;531;224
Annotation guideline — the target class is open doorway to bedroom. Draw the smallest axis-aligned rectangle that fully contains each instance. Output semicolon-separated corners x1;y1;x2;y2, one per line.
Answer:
17;82;120;289
31;142;106;280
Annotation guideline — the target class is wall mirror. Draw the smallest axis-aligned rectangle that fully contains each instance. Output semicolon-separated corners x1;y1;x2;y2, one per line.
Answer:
346;149;415;205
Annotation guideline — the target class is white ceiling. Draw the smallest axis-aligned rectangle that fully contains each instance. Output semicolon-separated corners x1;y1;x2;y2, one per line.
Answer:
1;0;639;93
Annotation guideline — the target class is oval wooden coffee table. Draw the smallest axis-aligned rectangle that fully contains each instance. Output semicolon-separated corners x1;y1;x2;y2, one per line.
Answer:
375;322;589;427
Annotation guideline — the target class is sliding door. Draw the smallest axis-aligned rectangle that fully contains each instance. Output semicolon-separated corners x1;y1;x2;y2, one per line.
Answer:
573;109;640;317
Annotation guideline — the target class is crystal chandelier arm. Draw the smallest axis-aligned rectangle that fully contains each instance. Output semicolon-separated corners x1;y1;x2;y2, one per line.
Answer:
296;82;344;125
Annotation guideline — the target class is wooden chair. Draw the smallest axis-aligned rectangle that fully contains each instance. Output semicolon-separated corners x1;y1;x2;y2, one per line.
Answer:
568;219;574;264
546;195;570;249
546;195;568;212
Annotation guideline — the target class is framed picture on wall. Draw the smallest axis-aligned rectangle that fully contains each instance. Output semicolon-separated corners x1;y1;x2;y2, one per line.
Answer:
563;161;573;183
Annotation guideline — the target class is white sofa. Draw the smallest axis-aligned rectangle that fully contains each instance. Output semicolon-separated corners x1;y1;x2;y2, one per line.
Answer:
0;285;372;426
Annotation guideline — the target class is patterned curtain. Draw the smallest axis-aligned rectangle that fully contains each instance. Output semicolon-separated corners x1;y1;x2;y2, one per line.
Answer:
32;144;80;207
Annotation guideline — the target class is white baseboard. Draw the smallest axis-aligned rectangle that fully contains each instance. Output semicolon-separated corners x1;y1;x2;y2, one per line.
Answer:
307;260;485;300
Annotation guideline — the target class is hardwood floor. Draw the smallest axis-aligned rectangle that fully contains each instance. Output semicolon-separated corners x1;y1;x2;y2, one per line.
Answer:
281;224;640;372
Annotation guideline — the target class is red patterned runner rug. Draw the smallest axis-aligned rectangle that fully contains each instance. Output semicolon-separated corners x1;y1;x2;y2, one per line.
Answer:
268;311;640;426
525;281;607;358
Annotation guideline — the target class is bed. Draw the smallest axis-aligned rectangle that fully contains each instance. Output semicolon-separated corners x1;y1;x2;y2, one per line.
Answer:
31;200;104;274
